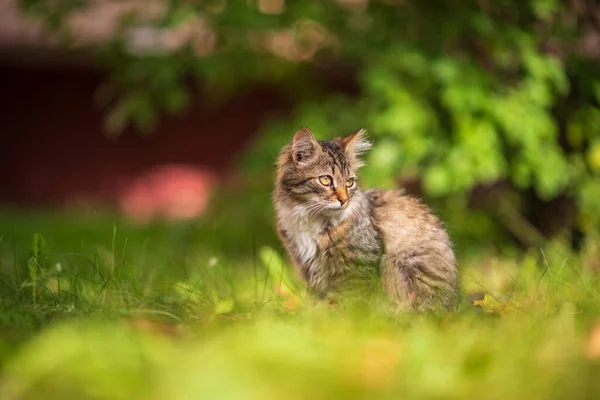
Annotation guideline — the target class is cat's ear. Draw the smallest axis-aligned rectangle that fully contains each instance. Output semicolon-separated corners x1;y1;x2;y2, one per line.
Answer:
342;129;371;167
292;127;320;163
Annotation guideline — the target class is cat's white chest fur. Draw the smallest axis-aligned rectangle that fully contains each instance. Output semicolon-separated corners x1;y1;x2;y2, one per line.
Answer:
277;203;353;266
292;229;319;265
280;206;322;265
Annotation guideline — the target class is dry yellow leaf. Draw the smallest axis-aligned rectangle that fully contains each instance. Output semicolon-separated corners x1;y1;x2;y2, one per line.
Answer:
585;322;600;360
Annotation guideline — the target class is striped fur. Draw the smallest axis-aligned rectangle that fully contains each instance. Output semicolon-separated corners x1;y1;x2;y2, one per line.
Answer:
273;127;459;311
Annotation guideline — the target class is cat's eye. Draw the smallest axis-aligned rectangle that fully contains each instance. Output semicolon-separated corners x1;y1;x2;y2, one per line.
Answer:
318;175;332;186
345;178;355;188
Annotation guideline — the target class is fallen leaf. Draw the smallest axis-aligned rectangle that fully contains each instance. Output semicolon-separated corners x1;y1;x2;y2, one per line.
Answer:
585;321;600;360
126;317;187;338
473;293;518;314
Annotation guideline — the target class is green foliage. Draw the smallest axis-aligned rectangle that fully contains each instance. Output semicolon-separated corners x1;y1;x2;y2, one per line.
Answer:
18;0;600;243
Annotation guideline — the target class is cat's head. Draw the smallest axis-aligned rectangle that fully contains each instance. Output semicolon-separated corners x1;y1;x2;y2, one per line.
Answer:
275;127;371;216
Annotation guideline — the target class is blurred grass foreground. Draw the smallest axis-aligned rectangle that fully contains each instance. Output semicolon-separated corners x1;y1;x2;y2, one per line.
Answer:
1;212;600;400
1;0;600;399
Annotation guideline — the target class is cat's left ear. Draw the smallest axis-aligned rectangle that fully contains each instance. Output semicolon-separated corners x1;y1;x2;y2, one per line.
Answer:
292;127;320;164
342;129;371;167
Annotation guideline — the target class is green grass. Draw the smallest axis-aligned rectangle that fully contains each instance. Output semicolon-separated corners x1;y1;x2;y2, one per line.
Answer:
1;208;600;400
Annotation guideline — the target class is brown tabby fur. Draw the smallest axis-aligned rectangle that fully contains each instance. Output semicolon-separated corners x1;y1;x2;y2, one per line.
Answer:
273;127;458;311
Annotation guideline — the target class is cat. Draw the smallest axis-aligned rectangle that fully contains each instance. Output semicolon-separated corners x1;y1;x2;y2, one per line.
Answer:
273;127;459;311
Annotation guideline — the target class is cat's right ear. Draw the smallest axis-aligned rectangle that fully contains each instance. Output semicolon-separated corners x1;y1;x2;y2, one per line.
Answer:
292;127;320;164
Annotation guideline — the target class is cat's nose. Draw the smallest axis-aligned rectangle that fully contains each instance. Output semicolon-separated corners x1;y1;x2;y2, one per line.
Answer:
335;188;348;206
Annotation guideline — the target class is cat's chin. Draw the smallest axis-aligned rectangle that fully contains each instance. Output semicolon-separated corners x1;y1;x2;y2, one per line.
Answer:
320;203;350;217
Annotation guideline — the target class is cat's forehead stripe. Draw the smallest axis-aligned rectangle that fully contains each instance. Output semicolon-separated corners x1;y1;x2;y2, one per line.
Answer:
319;141;348;175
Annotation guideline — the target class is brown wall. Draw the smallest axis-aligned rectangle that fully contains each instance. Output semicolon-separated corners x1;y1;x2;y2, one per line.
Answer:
0;64;292;209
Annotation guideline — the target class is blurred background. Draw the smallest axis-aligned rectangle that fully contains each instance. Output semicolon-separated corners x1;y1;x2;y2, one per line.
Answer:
2;0;600;270
2;2;600;399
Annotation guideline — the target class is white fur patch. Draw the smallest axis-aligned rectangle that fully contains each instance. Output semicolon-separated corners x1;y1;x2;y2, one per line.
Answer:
294;230;318;265
277;202;353;266
328;201;355;225
277;204;321;265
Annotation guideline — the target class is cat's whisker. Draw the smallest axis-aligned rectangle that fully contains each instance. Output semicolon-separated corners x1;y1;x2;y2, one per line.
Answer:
307;207;324;219
304;201;326;218
292;202;321;220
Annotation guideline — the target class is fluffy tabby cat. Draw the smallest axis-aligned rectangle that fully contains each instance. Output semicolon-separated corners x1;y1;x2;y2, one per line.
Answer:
273;127;459;311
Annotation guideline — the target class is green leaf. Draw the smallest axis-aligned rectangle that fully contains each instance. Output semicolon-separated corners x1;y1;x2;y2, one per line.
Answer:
214;298;235;315
531;0;559;21
31;233;47;268
164;87;189;114
587;140;600;173
423;165;452;196
259;246;298;296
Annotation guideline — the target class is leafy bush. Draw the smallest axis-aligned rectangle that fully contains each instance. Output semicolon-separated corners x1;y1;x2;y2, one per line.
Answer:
20;0;600;249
